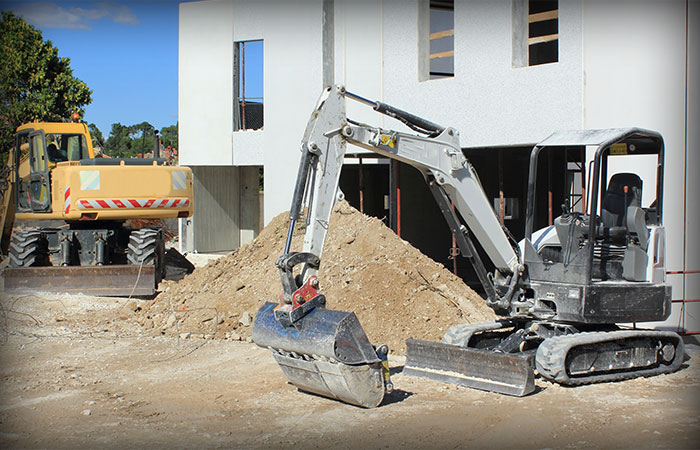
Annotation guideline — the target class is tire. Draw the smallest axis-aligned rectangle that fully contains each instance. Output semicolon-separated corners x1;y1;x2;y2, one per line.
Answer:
127;228;165;281
8;229;49;267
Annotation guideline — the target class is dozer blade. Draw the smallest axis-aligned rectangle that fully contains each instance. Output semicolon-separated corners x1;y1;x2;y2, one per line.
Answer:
404;338;536;396
2;264;156;296
253;301;386;408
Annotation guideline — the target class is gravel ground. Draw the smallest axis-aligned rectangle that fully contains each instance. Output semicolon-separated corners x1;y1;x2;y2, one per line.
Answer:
0;292;698;449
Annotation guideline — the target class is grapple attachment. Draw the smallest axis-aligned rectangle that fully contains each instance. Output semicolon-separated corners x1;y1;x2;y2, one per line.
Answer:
253;301;389;408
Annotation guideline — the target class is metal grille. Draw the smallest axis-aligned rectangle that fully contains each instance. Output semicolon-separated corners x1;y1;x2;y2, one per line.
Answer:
238;101;264;130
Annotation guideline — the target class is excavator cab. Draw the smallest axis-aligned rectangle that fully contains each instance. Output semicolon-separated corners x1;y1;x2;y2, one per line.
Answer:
520;128;671;324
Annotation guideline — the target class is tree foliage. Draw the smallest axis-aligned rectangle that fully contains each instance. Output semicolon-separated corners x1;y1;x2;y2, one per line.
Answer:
159;124;177;148
88;123;104;150
0;12;92;163
104;123;132;158
101;121;177;158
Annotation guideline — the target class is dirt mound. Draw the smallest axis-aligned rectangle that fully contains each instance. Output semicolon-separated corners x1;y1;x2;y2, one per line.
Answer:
136;201;496;353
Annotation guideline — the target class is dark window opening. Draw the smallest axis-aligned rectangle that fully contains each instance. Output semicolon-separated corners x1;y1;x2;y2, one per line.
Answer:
46;133;89;162
429;0;454;79
528;0;558;66
234;40;264;131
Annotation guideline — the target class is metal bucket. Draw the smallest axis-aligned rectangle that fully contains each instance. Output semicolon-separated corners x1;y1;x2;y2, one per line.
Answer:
253;301;386;408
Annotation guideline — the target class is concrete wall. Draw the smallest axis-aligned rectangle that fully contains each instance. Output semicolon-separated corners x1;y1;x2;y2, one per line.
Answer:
380;0;583;147
188;165;261;252
582;0;697;332
179;0;234;166
191;166;239;252
255;0;325;223
179;0;323;250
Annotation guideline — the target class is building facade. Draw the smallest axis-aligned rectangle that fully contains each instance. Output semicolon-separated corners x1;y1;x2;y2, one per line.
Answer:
178;0;698;333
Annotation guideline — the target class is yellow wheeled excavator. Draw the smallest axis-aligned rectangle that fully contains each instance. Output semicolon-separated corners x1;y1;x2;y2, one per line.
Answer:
252;85;684;407
1;119;193;296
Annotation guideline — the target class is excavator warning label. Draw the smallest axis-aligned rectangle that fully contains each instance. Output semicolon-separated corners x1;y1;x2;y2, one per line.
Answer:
609;143;627;155
80;171;100;190
380;135;397;148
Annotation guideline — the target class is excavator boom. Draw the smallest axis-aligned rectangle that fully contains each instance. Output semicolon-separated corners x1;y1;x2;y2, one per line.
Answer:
253;85;525;404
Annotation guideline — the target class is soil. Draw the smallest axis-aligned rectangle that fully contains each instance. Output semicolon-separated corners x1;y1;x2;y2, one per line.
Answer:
0;292;698;449
140;201;495;354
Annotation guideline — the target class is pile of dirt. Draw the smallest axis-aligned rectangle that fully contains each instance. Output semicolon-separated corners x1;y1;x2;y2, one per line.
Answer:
135;201;496;353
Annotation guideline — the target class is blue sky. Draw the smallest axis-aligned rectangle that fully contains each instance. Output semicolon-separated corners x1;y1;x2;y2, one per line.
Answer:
1;1;194;137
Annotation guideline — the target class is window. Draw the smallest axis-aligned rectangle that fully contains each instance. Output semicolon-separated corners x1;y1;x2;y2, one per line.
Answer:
527;0;558;66
46;133;89;162
429;0;454;79
513;0;558;67
233;40;264;131
30;133;47;173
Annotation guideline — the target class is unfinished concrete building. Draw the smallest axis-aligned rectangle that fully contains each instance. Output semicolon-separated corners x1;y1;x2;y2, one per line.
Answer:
178;0;698;334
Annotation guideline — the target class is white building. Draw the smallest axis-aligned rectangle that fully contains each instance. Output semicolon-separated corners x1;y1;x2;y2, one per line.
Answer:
178;0;698;334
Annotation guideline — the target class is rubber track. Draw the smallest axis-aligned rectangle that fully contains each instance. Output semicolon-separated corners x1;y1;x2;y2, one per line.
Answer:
536;330;685;385
442;319;516;347
8;229;48;267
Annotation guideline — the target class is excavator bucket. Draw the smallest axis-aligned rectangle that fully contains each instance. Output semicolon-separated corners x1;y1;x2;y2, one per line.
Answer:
253;301;387;408
404;338;536;396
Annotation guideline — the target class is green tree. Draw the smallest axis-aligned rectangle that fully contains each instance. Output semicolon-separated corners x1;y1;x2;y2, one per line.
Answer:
102;122;177;159
129;121;156;156
104;123;133;158
0;12;92;164
160;124;177;148
88;123;105;150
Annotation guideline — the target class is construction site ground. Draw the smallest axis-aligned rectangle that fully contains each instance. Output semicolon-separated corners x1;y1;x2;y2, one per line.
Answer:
1;203;699;448
0;292;698;449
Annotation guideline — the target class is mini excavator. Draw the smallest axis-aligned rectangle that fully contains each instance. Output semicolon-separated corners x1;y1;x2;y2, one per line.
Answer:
252;85;684;407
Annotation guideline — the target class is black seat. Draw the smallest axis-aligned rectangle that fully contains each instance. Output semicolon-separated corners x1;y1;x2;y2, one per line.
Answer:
47;143;59;162
601;173;642;227
46;143;67;163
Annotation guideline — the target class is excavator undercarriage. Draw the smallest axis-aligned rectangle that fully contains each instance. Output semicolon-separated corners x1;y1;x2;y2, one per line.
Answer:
406;320;684;396
252;86;686;407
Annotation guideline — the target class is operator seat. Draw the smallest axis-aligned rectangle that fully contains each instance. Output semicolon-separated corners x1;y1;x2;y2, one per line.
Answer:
601;173;642;228
47;144;59;162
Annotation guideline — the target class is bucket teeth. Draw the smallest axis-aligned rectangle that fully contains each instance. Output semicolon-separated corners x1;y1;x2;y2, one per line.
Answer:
271;352;385;408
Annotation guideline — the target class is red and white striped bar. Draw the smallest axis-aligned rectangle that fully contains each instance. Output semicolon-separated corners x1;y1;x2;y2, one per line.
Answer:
77;198;191;209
